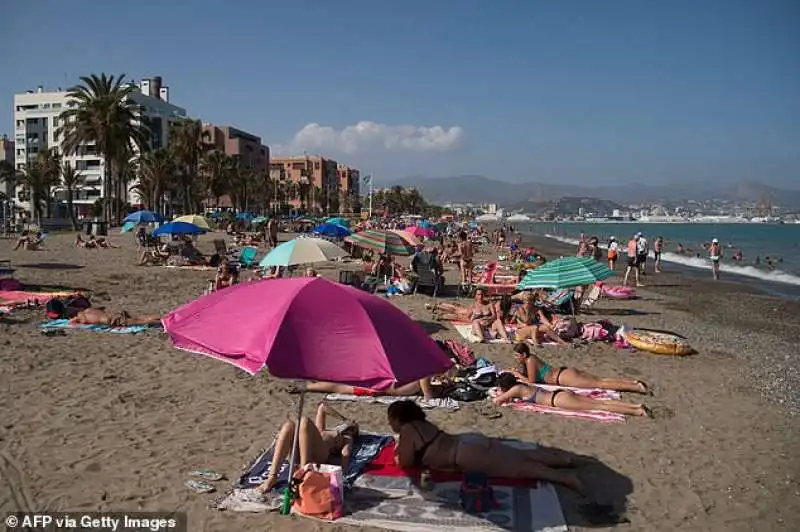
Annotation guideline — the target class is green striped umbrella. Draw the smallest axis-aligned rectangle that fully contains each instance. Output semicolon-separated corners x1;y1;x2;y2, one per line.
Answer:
517;256;613;290
344;230;415;256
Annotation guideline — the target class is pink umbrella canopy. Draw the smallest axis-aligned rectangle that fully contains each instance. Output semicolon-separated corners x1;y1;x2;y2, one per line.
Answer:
162;277;453;390
406;226;435;238
390;229;423;247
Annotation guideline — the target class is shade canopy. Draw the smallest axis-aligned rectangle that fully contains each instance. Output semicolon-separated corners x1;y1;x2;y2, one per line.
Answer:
390;230;423;247
312;223;351;238
517;256;613;290
325;217;350;228
507;214;531;222
259;237;348;267
174;215;211;230
152;221;206;237
124;210;163;224
345;230;415;256
406;226;435;239
162;277;453;389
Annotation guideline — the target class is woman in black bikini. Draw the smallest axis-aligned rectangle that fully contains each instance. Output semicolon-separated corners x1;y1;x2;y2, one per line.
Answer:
509;343;649;393
494;373;650;417
387;400;585;495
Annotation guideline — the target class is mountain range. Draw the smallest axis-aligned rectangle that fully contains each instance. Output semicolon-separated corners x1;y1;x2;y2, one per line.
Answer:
386;175;800;210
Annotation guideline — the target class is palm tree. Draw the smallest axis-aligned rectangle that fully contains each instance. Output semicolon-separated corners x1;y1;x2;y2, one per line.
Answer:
199;150;233;209
17;150;60;225
170;118;207;213
57;73;150;225
60;161;82;230
132;149;175;212
0;160;15;199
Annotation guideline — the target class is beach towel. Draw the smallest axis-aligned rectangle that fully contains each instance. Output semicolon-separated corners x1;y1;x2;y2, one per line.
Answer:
489;386;626;423
452;322;558;346
216;432;393;512
0;290;77;306
339;438;567;532
39;319;156;334
324;393;460;410
165;265;214;271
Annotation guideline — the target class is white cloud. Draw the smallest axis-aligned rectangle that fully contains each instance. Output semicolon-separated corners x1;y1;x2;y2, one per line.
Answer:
275;121;464;155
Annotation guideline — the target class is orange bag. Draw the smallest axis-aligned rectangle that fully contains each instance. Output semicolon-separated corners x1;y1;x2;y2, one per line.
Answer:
291;464;344;520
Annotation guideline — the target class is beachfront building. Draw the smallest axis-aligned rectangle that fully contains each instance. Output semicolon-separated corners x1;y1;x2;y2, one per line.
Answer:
201;124;270;208
336;163;361;214
0;135;13;198
270;155;340;214
12;77;187;218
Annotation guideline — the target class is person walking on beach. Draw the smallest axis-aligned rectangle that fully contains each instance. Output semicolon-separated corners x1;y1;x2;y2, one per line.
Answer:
607;236;619;270
709;238;723;280
623;235;643;287
653;236;664;273
636;232;649;275
457;230;474;284
266;218;279;248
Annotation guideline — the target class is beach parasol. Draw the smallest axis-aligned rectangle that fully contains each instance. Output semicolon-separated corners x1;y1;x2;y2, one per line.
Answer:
252;216;269;225
152;221;206;237
162;277;453;510
258;237;348;267
124;210;163;224
120;221;137;234
390;230;423;247
236;212;254;221
174;215;211;230
345;230;415;256
517;256;613;291
312;223;351;239
325;217;350;228
406;226;435;239
507;214;531;222
417;220;433;229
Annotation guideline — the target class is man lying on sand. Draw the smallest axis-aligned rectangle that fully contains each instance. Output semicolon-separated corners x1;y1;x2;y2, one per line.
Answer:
46;299;162;327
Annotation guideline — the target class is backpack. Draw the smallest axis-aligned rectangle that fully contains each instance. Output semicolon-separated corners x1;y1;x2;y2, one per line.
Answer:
459;472;496;514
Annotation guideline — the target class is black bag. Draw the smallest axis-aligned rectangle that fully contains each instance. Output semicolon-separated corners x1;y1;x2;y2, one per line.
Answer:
460;472;496;514
473;372;497;388
442;383;487;402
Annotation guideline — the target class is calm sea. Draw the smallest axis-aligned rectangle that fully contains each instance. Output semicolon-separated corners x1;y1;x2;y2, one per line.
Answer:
517;222;800;299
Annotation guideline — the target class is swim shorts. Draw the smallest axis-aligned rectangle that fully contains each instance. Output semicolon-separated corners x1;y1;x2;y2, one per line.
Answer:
353;387;379;397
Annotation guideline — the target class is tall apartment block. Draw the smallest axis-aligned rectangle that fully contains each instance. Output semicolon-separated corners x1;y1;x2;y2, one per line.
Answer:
270;155;341;213
12;76;187;218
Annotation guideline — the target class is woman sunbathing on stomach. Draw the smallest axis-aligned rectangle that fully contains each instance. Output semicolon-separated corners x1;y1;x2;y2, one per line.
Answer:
494;373;649;417
295;376;444;400
387;400;586;495
256;403;358;492
47;299;162;327
509;343;648;393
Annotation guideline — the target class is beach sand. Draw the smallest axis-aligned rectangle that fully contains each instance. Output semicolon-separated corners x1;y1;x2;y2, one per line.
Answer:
1;232;798;531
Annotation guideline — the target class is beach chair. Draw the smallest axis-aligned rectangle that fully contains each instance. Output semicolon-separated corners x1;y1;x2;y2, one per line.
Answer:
413;252;443;297
537;289;575;314
579;284;602;313
238;246;259;268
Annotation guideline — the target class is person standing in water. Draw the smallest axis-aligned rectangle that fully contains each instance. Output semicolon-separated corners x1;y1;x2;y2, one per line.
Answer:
709;238;723;280
653;236;664;273
607;236;619;270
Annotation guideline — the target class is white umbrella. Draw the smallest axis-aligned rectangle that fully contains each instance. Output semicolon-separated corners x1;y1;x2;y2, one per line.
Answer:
259;237;349;267
507;214;531;222
475;214;499;222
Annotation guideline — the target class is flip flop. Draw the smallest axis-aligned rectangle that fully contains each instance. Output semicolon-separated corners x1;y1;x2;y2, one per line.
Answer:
188;469;224;482
185;479;215;494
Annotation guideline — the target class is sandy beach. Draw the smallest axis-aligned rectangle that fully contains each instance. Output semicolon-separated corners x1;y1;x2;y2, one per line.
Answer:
1;231;798;531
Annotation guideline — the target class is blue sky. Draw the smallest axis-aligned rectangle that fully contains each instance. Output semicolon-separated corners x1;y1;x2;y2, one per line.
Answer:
2;0;798;187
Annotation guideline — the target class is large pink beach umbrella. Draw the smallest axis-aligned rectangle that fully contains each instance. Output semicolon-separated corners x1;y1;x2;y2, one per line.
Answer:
406;226;435;239
163;277;452;388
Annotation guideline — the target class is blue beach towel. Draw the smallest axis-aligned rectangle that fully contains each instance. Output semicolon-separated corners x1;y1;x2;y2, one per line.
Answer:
40;319;157;334
237;432;393;492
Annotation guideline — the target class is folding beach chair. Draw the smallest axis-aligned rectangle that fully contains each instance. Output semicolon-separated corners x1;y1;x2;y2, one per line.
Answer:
237;246;259;268
579;284;602;313
412;252;443;297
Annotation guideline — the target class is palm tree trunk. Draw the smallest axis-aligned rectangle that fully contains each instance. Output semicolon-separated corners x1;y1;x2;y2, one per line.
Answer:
66;189;77;230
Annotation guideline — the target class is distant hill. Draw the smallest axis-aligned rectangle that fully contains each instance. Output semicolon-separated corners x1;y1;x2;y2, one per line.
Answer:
387;175;800;210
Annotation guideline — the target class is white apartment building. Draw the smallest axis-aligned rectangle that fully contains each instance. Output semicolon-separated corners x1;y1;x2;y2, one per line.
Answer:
12;76;187;218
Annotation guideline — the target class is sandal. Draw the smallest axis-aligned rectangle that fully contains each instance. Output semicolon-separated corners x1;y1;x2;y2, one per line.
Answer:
185;479;215;494
188;469;224;482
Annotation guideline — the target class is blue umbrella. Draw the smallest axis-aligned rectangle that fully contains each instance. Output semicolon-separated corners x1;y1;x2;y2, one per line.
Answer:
152;221;206;237
123;210;163;224
312;223;351;239
236;212;254;221
325;217;350;228
417;220;433;229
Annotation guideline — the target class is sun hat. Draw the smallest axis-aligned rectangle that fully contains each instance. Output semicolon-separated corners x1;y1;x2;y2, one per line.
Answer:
712;238;719;243
610;236;616;241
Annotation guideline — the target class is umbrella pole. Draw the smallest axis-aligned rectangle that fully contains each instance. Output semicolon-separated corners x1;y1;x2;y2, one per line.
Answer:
281;390;306;515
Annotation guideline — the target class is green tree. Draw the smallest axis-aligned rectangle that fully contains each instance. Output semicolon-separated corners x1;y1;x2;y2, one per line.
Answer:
199;150;234;209
132;148;175;212
170;118;207;213
0;160;15;200
57;73;150;224
60;161;83;230
17;149;60;225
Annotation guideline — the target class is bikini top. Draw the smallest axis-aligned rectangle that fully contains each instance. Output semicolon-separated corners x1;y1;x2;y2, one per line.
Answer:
413;424;443;467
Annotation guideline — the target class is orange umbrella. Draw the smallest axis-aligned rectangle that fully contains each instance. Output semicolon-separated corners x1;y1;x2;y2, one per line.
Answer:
391;229;422;247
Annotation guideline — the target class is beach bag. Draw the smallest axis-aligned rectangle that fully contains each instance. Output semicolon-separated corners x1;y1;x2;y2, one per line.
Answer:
443;382;487;402
554;317;580;339
459;472;496;514
291;464;344;521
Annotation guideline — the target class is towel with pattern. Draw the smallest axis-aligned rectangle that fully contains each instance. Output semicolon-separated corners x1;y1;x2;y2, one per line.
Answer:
490;385;626;423
40;319;157;334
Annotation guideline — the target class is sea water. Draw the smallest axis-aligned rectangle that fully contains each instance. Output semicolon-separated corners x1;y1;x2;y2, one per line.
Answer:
517;222;800;299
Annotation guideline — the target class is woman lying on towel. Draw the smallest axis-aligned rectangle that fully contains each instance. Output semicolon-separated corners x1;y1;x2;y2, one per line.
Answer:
494;373;650;417
387;400;586;495
509;343;648;393
46;299;162;327
296;376;445;400
255;403;358;493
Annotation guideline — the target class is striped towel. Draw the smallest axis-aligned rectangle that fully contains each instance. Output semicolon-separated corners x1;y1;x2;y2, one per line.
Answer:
40;319;155;334
490;385;626;423
324;393;460;410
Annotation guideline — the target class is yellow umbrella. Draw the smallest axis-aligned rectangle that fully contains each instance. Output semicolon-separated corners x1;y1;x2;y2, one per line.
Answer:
174;215;211;230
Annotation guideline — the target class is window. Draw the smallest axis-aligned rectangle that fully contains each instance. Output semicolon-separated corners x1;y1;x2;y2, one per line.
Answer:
314;162;320;169
52;117;58;127
15;120;23;128
26;118;38;126
52;103;62;109
42;103;50;109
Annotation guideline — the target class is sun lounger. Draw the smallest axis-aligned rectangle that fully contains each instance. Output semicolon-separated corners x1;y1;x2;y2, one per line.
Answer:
412;251;443;297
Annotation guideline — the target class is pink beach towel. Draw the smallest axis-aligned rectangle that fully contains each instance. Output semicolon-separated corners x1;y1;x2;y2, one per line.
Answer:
490;386;626;423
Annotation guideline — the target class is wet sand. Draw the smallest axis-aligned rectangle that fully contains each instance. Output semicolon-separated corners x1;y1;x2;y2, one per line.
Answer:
1;232;798;531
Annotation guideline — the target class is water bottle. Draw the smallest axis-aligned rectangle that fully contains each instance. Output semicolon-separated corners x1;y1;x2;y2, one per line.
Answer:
419;469;433;491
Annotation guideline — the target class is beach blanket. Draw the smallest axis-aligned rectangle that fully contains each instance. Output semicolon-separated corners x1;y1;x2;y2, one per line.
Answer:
489;386;626;423
324;393;460;410
0;290;77;306
216;432;393;512
39;319;156;334
339;438;567;532
165;265;214;271
452;322;558;346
